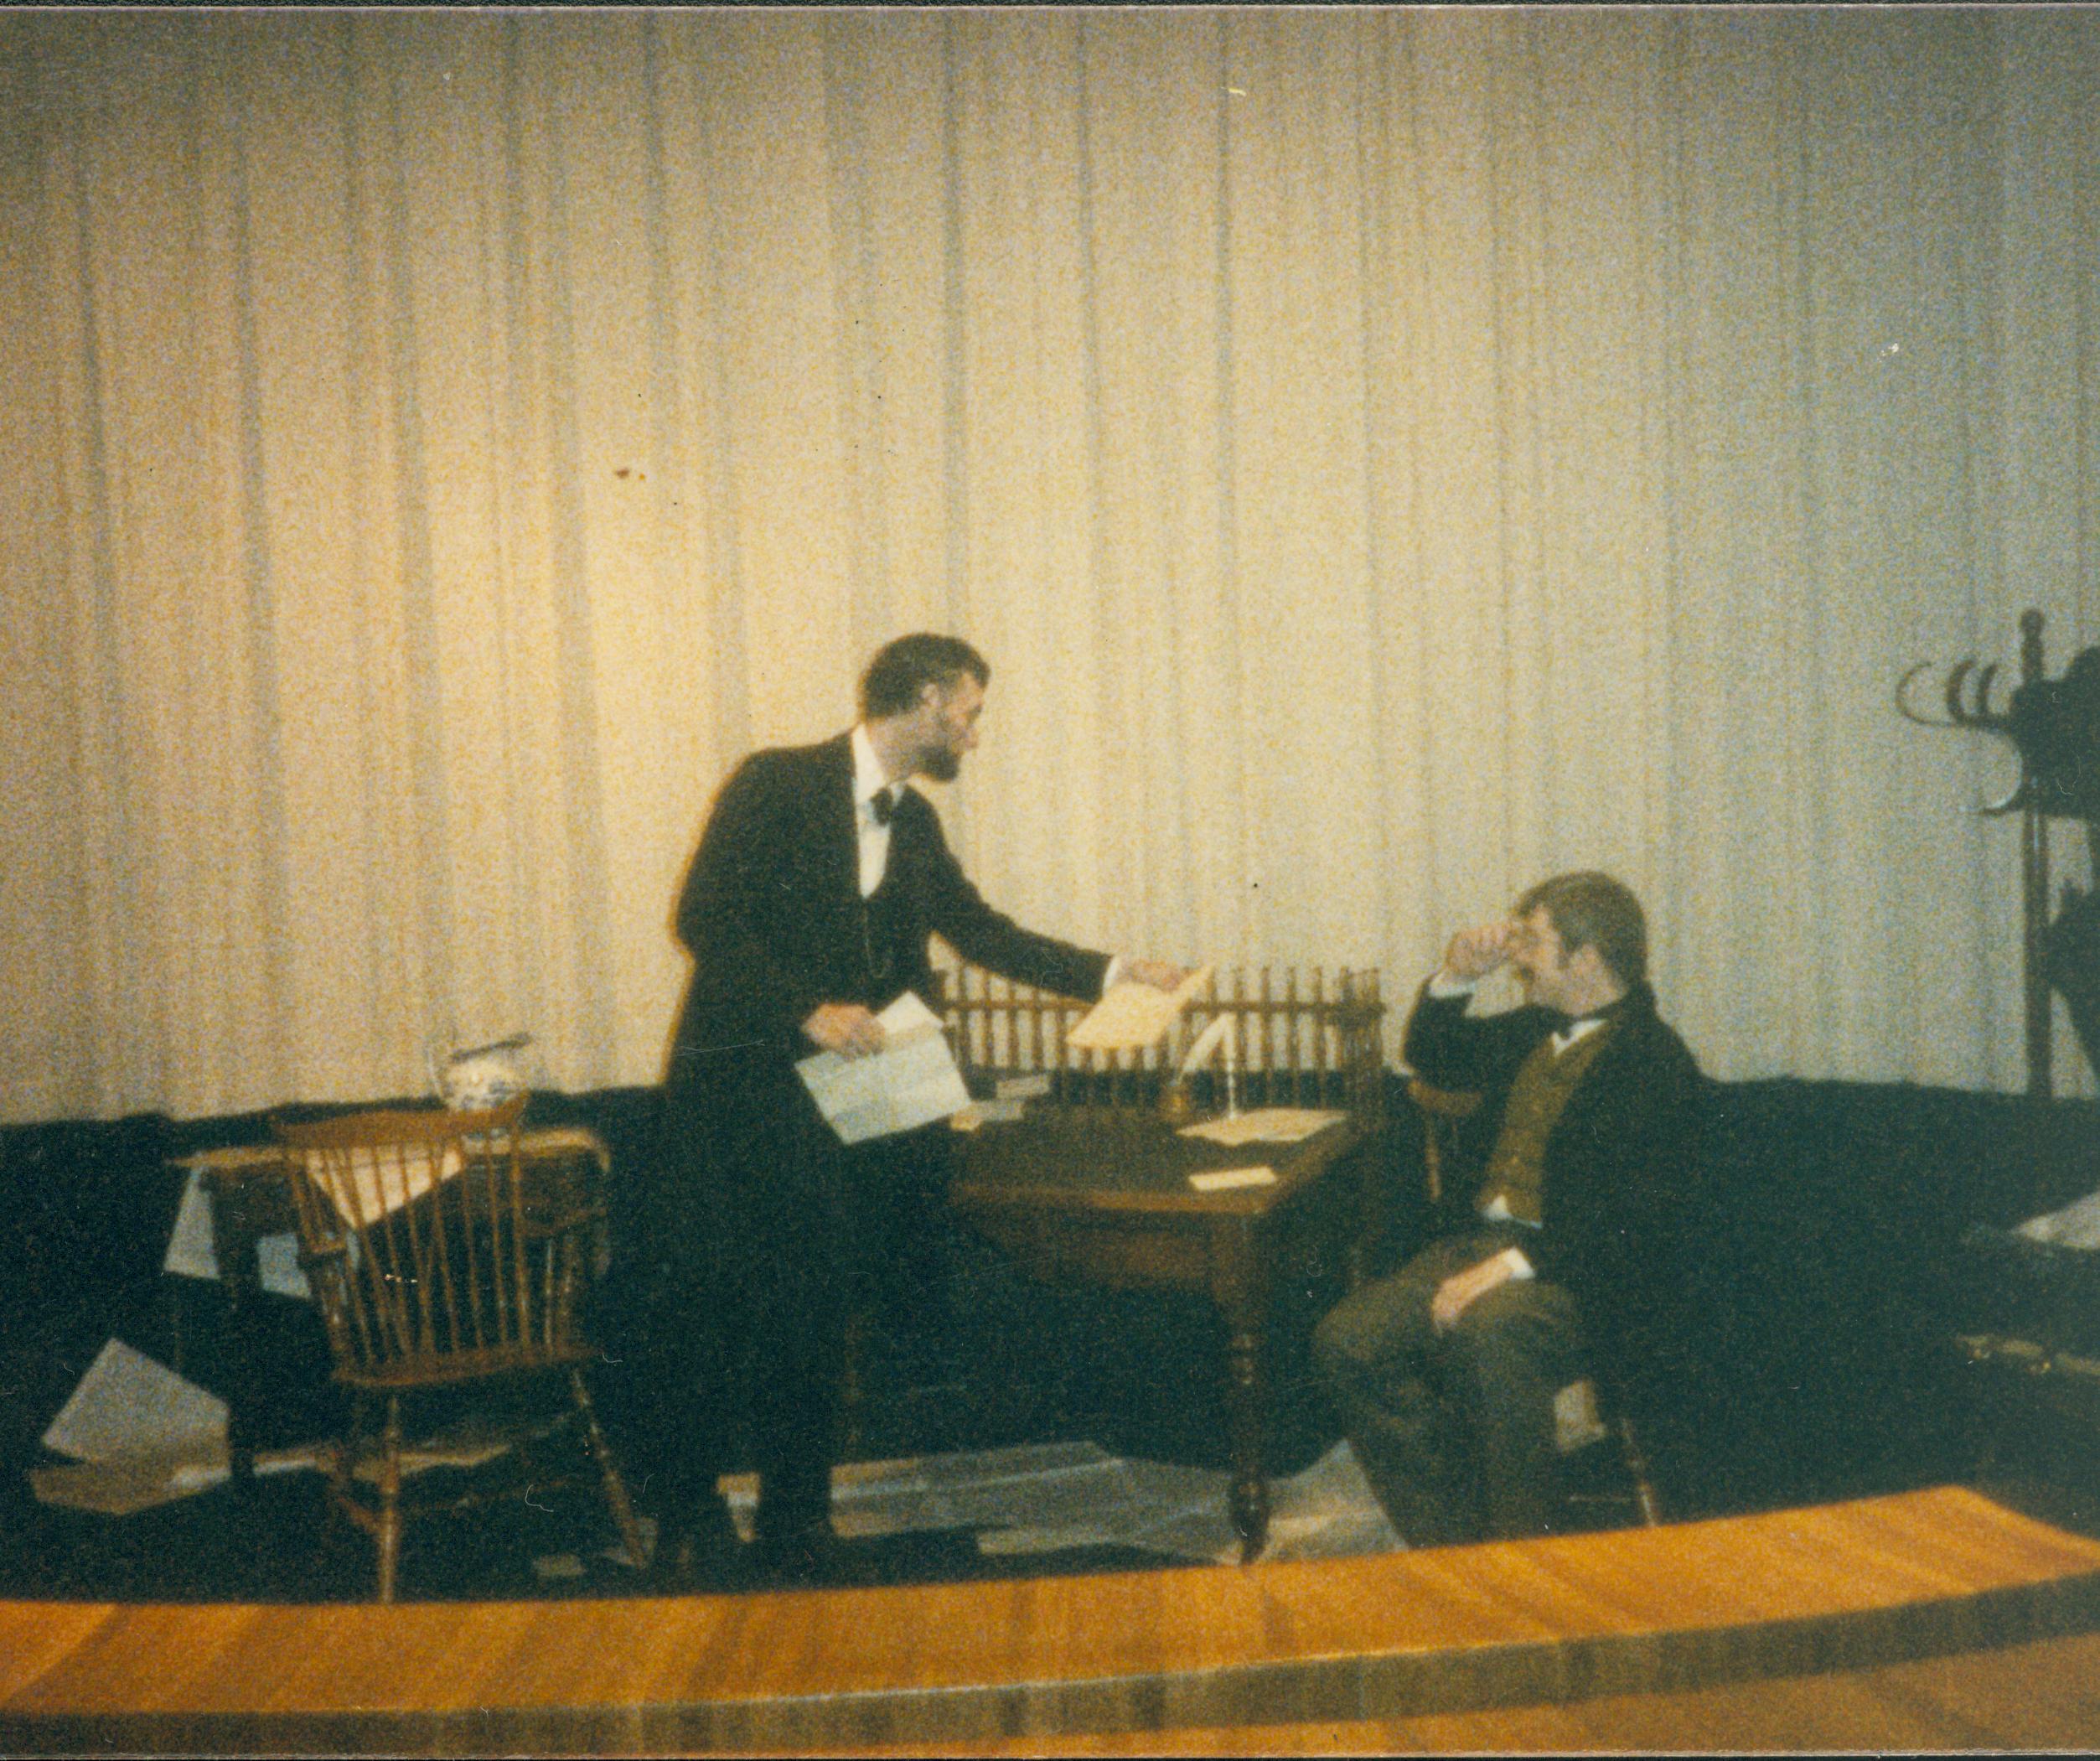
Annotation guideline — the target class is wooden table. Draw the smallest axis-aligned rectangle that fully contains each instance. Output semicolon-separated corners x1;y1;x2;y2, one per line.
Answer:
173;1127;611;1479
948;1105;1372;1562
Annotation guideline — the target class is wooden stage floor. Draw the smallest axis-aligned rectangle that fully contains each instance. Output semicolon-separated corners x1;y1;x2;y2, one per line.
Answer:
3;1485;2097;1754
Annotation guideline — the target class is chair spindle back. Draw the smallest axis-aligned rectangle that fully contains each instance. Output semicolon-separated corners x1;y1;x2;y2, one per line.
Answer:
275;1097;586;1381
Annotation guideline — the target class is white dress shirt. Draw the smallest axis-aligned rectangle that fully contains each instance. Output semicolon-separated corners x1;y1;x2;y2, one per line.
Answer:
848;722;1125;984
851;723;903;898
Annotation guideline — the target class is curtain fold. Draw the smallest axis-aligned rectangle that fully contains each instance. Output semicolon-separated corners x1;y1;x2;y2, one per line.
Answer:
2;7;2095;1121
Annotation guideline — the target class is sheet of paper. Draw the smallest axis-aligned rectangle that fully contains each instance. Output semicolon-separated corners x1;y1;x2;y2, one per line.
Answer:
29;1445;318;1518
1177;1107;1347;1147
309;1141;465;1230
161;1168;311;1299
163;1169;220;1281
797;990;971;1145
42;1338;230;1467
1066;964;1213;1052
29;1457;221;1519
1187;1166;1278;1193
2017;1188;2100;1251
255;1233;312;1300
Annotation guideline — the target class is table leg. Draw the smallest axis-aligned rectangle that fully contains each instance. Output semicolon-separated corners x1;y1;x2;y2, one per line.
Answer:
1347;1138;1387;1290
1213;1220;1274;1564
205;1173;263;1486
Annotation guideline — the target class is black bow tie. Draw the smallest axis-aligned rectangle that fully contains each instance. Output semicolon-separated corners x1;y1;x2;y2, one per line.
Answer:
869;789;895;826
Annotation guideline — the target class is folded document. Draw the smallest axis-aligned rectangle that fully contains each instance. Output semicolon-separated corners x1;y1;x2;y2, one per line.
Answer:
798;991;971;1145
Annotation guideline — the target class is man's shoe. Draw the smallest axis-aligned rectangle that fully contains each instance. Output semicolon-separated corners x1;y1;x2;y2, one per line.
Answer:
753;1523;836;1587
648;1489;740;1589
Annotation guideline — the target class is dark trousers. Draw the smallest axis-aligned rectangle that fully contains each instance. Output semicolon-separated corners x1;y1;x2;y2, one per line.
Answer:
736;1110;959;1544
1311;1227;1585;1545
608;1059;1048;1548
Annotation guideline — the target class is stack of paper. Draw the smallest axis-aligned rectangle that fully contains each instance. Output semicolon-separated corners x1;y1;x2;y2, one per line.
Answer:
31;1339;240;1516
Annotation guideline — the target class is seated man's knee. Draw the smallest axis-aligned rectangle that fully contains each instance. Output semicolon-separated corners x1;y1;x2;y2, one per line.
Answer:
1440;1281;1580;1383
1313;1273;1421;1374
1311;1296;1364;1379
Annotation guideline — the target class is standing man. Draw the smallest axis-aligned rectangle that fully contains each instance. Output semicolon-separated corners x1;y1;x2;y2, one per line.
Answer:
1313;871;1703;1546
625;634;1183;1582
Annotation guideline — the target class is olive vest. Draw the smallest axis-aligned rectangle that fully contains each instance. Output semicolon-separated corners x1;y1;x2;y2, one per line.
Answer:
1476;1019;1616;1225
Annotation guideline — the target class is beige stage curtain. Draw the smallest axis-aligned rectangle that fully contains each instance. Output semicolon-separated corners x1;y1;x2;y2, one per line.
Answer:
1;7;2096;1121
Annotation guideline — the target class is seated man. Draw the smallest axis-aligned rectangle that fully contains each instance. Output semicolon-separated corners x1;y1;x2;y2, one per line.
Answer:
1313;871;1704;1545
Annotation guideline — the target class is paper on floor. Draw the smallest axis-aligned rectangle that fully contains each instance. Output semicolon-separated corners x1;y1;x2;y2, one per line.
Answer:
28;1448;316;1518
2017;1187;2100;1251
716;1437;1403;1567
43;1339;229;1468
34;1339;272;1518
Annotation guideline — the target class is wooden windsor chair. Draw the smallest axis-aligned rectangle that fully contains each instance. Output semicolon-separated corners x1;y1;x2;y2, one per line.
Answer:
273;1095;645;1602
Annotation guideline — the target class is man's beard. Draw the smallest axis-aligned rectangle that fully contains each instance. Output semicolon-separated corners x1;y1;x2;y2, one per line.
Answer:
919;744;962;783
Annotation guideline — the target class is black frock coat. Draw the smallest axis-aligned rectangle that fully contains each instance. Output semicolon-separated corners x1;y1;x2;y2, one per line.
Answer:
1402;978;1706;1422
655;731;1113;1293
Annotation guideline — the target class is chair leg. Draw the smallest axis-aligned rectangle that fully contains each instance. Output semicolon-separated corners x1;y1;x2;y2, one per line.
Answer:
1616;1414;1663;1528
570;1368;649;1571
376;1394;404;1604
320;1393;368;1582
313;1460;347;1581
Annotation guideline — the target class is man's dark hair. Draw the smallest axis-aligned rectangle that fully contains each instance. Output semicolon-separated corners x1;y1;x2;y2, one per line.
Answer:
860;634;991;719
1516;870;1647;988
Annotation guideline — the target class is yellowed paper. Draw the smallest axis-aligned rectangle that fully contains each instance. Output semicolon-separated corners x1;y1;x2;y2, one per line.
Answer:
1177;1107;1347;1147
1187;1165;1278;1192
311;1142;465;1229
1066;964;1213;1052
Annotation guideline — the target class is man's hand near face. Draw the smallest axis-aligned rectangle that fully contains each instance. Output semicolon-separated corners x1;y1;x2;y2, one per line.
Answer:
1441;922;1517;984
